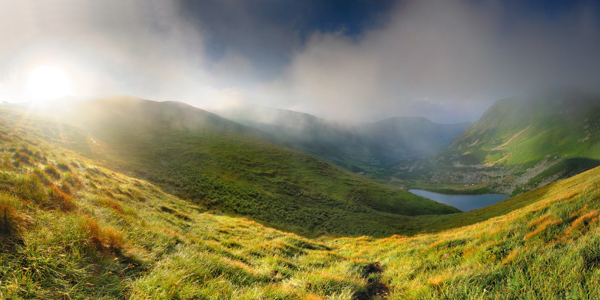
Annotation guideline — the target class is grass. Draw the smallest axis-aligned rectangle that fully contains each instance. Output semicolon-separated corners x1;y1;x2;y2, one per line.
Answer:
5;99;458;237
1;100;600;298
0;111;382;299
332;165;600;299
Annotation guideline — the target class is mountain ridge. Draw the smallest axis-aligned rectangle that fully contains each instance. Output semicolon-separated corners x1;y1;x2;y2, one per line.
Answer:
211;102;470;169
14;97;460;237
391;89;600;195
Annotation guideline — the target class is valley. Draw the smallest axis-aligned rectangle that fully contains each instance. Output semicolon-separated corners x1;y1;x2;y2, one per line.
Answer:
212;102;470;171
1;90;600;299
5;98;459;237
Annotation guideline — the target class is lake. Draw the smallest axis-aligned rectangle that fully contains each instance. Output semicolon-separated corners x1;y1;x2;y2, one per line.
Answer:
408;189;510;212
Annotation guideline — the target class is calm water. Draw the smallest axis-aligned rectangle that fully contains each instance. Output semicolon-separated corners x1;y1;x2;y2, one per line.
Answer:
408;189;510;212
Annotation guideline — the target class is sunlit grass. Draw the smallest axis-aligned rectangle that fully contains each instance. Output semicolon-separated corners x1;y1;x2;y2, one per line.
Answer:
1;105;600;298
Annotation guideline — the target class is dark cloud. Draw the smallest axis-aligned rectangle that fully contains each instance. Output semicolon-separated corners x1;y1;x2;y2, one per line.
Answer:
177;0;396;78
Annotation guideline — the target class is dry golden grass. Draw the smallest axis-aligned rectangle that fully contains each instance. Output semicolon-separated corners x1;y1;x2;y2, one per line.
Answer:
427;274;446;287
104;198;123;213
528;213;554;228
564;210;599;237
0;198;22;236
501;248;521;265
524;218;562;240
47;185;76;211
83;217;125;255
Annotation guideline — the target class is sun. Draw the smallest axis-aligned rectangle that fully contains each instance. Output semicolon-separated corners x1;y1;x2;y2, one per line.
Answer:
27;66;73;100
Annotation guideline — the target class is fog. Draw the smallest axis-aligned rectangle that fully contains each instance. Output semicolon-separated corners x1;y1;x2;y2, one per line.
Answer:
1;0;599;123
255;0;600;123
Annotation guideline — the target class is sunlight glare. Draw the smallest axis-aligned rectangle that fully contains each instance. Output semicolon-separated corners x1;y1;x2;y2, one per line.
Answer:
27;66;73;100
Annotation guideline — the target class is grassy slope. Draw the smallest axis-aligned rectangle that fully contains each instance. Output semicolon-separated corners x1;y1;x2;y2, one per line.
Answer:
8;100;458;237
448;89;600;165
335;165;600;299
391;89;600;195
0;109;384;299
3;102;600;299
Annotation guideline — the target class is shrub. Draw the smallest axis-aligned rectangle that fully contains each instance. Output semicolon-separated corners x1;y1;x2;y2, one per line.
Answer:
12;159;21;168
175;211;192;221
18;148;34;156
102;188;115;198
33;151;47;163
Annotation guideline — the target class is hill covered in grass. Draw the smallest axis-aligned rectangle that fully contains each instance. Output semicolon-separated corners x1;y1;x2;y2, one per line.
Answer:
3;99;600;299
335;162;600;299
8;98;458;237
391;89;600;195
0;109;387;299
212;103;469;170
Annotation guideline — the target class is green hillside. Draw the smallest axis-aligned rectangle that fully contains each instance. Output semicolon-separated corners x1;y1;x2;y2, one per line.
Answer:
335;164;600;299
391;89;600;195
3;98;600;299
0;109;382;299
212;103;469;170
7;98;458;237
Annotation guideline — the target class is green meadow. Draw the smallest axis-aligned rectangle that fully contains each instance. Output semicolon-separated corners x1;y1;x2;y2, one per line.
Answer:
1;100;600;299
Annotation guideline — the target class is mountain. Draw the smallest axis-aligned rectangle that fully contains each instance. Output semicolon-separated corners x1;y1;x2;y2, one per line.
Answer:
391;89;600;195
3;101;600;298
211;103;470;169
12;97;458;236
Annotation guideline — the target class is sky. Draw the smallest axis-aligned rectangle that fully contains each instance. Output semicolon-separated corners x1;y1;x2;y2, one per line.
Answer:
0;0;599;123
